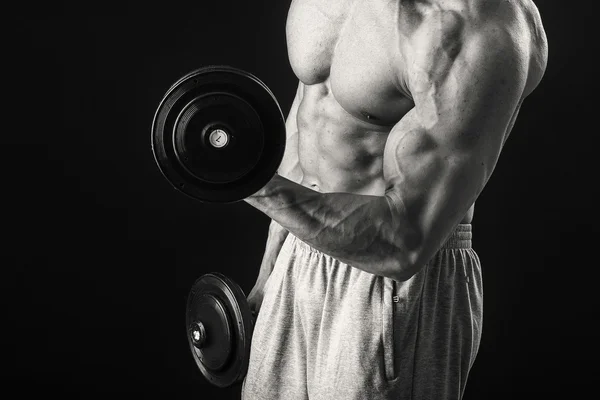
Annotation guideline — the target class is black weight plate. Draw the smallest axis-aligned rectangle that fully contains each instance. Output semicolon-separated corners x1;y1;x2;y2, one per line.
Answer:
152;66;286;203
186;273;254;388
172;92;264;184
188;293;233;371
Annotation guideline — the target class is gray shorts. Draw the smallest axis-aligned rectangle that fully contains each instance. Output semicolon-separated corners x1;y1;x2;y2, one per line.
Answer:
242;224;483;400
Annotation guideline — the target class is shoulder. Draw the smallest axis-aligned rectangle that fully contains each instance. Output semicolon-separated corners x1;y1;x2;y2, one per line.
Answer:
401;0;547;96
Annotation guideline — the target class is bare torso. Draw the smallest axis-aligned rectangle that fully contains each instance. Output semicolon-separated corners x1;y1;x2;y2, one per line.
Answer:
283;0;547;224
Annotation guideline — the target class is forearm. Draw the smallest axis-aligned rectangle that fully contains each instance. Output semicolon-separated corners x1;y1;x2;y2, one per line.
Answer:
254;219;289;288
245;175;420;281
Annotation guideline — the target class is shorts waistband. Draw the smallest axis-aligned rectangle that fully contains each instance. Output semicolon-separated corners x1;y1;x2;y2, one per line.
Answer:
440;224;472;249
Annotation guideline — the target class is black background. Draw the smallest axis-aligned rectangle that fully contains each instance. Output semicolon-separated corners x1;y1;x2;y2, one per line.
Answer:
8;1;595;398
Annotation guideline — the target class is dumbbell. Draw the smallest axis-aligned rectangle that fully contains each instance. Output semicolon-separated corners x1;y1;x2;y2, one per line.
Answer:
186;273;256;388
151;65;286;203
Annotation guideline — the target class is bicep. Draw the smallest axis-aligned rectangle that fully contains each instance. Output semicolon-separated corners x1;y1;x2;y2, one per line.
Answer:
384;22;527;260
383;110;484;242
277;81;304;183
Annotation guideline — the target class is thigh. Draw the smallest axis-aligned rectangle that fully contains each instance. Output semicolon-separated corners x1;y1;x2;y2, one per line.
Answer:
401;247;483;400
303;267;392;400
242;236;309;400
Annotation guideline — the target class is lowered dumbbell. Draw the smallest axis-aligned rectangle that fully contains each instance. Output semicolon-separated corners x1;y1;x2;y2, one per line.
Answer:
186;273;256;387
151;65;286;203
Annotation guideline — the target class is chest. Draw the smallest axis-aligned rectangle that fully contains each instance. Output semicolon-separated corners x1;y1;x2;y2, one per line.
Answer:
286;0;414;123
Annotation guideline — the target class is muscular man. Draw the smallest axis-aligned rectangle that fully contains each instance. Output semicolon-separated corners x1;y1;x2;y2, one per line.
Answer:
243;0;547;399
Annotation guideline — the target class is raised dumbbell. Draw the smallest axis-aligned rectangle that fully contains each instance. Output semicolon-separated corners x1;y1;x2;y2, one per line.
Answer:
151;65;286;203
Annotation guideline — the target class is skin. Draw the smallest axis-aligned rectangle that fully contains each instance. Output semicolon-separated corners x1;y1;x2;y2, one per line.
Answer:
246;0;548;314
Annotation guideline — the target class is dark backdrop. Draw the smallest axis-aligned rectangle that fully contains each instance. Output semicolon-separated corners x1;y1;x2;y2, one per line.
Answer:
8;1;595;398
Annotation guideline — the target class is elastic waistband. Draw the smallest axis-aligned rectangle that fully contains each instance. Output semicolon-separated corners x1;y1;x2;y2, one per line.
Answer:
440;224;472;249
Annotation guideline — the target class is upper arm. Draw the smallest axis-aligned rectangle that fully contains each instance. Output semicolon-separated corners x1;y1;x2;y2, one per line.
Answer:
383;13;528;267
277;81;304;183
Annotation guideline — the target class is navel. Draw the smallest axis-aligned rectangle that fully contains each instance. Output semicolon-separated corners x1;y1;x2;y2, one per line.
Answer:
361;111;379;121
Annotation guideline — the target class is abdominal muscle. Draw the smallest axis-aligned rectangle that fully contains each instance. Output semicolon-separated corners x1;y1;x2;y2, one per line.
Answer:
293;81;475;224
